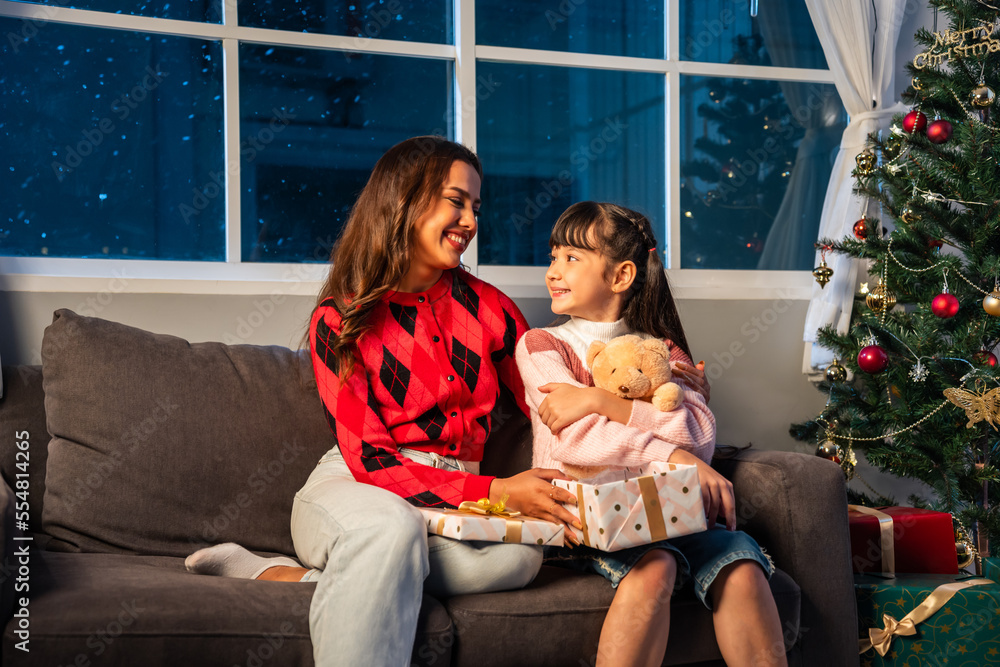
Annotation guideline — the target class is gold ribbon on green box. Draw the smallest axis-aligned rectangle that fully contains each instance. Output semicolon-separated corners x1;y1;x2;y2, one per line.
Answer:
858;578;994;656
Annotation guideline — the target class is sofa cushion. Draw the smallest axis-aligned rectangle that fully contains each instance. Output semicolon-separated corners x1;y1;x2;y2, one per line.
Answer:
39;309;336;557
444;564;800;666
0;552;453;667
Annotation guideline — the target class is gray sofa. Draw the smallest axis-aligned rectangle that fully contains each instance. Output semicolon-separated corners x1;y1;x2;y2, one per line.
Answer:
0;309;858;666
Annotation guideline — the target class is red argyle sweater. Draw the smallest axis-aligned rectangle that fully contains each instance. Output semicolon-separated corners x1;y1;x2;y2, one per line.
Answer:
310;269;530;508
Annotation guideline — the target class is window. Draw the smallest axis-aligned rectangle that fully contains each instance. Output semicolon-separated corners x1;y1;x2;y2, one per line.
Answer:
0;0;840;295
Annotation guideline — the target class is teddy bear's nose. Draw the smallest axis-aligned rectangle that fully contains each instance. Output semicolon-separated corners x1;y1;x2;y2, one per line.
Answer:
618;385;630;394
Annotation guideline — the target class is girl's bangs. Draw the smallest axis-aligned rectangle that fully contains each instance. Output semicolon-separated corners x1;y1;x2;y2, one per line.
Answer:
549;209;603;251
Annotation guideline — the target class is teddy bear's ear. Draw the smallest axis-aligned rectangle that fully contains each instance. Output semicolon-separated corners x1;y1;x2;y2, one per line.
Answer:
641;338;672;361
586;340;607;368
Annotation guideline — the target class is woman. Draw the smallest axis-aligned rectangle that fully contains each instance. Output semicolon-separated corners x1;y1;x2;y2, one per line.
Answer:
186;136;583;667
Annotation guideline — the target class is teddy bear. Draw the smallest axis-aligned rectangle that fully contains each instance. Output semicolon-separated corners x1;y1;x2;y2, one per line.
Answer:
558;335;685;481
586;334;685;412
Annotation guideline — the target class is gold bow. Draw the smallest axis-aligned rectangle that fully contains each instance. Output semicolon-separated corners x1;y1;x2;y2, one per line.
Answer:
863;613;917;656
457;494;521;518
859;578;994;656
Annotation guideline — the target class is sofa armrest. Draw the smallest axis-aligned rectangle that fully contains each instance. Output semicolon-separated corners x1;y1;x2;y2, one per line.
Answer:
0;475;15;626
713;448;859;667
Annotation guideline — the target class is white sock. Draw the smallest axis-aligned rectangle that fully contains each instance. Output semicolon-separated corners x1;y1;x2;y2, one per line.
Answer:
185;543;303;580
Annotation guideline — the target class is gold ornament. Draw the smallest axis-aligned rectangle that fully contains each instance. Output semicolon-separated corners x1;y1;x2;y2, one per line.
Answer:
855;150;877;175
866;280;897;316
825;359;847;383
812;260;833;288
815;439;840;461
883;133;904;160
943;382;1000;430
971;83;996;108
900;205;920;225
983;290;1000;316
911;76;923;91
956;539;975;569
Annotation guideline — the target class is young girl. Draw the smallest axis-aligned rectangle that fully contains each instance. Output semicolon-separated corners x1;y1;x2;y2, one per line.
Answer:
515;201;786;667
186;136;582;667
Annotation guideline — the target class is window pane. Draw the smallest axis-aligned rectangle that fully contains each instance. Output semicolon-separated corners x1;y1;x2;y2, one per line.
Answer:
4;0;221;23
476;63;664;266
239;1;450;44
680;1;826;68
476;0;662;59
1;19;224;260
239;45;451;263
678;75;845;270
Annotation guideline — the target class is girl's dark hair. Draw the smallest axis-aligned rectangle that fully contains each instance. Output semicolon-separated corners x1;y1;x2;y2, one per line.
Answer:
550;201;692;359
312;136;483;377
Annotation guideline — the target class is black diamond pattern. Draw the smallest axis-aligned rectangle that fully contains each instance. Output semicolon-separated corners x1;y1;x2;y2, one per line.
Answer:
360;440;403;473
379;346;410;407
321;404;339;447
450;339;481;393
415;405;448;440
313;314;340;376
407;490;451;508
452;278;480;319
491;309;517;364
388;302;418;337
476;414;491;440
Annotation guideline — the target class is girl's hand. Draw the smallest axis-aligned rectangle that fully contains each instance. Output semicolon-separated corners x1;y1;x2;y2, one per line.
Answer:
537;383;600;433
671;360;711;403
668;449;735;531
489;468;582;539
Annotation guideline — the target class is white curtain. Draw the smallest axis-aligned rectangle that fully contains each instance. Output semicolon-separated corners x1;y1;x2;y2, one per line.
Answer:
802;0;908;372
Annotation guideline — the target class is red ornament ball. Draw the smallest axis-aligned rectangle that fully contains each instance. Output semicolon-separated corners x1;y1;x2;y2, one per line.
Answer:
931;293;960;318
853;218;869;240
926;119;953;143
857;345;889;373
903;110;927;133
974;350;999;367
927;237;944;250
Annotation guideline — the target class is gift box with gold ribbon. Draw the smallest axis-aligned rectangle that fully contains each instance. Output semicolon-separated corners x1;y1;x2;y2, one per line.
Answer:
849;506;958;575
855;573;1000;666
419;498;565;546
552;461;706;552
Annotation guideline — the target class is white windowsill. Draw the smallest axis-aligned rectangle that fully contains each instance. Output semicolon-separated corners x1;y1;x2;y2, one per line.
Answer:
0;257;816;300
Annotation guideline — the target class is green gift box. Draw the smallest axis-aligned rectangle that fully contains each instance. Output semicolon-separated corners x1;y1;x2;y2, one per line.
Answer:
855;573;1000;666
983;557;1000;584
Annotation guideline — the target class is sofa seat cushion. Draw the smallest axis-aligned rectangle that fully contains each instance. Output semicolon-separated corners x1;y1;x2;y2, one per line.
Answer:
1;552;453;667
39;309;337;557
443;564;800;667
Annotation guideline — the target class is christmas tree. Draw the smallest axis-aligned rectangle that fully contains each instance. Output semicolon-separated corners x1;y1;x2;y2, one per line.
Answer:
791;0;1000;570
680;34;803;269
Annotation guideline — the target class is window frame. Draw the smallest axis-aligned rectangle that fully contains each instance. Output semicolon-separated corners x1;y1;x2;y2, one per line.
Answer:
0;0;832;301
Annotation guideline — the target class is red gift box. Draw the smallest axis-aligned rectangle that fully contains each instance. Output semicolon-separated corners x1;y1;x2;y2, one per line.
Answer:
848;506;958;575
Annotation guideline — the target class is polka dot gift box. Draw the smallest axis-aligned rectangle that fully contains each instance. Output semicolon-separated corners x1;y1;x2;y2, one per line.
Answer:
553;462;707;552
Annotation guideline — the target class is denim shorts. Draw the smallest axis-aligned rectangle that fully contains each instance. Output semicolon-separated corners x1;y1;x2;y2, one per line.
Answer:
543;526;774;610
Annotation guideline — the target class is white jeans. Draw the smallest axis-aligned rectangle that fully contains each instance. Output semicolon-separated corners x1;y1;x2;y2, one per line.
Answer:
290;447;543;667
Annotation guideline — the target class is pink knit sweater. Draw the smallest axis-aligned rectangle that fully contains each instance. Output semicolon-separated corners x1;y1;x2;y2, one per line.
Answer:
514;317;716;472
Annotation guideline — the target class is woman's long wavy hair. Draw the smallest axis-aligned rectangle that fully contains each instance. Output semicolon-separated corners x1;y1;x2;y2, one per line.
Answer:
549;201;692;359
311;136;482;378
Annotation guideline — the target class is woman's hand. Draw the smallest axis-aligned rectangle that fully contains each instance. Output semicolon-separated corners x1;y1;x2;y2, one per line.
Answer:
671;360;711;403
537;383;600;433
489;468;582;540
668;449;735;531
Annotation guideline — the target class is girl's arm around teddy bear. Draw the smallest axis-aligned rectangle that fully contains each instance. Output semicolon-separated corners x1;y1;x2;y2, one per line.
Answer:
514;334;716;470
